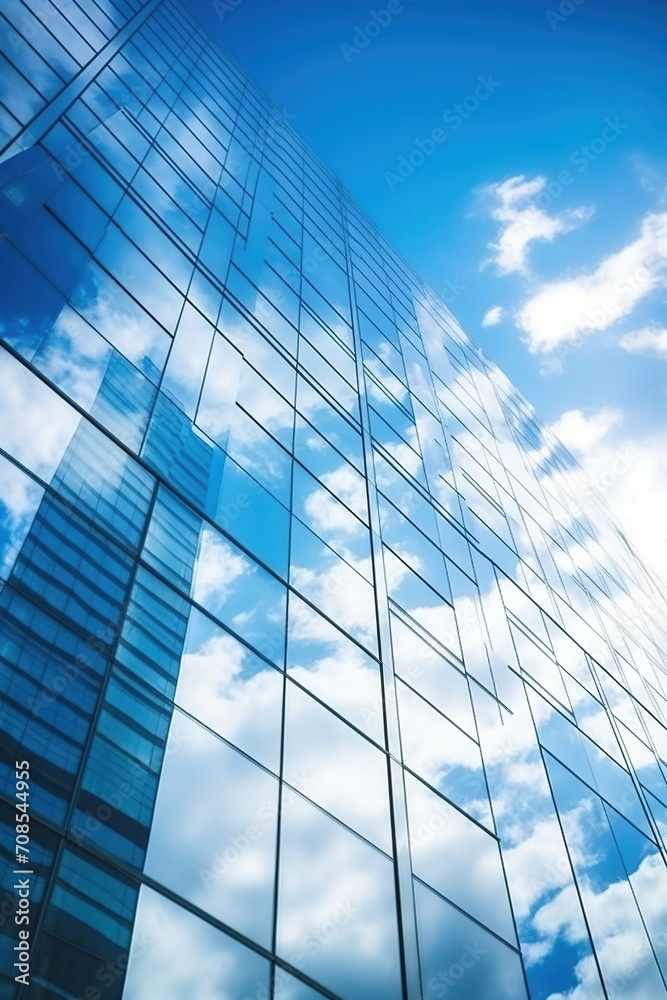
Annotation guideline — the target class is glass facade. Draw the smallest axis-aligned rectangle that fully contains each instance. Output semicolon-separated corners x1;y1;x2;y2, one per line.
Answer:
1;2;667;998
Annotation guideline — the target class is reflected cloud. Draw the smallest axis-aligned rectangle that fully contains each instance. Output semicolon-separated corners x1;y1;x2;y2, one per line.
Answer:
177;609;283;773
283;680;392;852
0;346;80;481
123;885;270;999
277;792;402;1000
71;262;170;376
191;524;287;665
290;521;377;654
145;710;279;949
0;453;44;577
193;527;248;606
397;678;492;826
288;593;384;744
406;772;516;943
31;305;112;410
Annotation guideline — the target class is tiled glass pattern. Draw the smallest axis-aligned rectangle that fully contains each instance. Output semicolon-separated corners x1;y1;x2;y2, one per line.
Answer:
1;2;667;998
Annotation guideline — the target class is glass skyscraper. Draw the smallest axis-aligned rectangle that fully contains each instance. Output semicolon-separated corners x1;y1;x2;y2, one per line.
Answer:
1;1;667;998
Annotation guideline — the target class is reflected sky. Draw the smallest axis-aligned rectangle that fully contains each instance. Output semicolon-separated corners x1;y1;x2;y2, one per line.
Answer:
0;344;81;481
397;678;492;828
283;679;392;853
145;709;279;948
123;886;271;999
290;517;377;655
287;591;384;745
177;606;283;773
0;452;44;579
71;261;171;378
191;524;287;665
276;791;402;1000
415;879;529;1000
406;771;516;944
1;11;667;1000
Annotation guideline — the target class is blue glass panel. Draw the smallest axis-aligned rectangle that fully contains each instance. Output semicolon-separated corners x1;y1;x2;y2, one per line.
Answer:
406;772;516;944
145;710;278;947
0;243;66;359
415;880;529;1000
33;847;138;1000
123;886;271;999
192;524;287;666
177;606;283;772
277;792;402;1000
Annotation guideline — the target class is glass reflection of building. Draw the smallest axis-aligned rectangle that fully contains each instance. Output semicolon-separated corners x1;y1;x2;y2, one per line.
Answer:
1;1;667;997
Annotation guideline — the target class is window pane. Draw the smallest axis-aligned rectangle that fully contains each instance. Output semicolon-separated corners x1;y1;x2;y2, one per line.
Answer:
415;880;528;1000
123;886;271;998
287;592;384;744
406;773;515;943
277;792;402;1000
177;607;283;773
145;710;278;948
191;525;286;666
283;681;391;852
397;679;491;827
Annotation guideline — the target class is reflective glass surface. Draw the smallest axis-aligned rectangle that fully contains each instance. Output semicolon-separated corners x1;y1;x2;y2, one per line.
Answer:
1;4;667;998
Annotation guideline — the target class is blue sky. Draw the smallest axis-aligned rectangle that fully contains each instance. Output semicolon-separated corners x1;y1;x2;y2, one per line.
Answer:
188;0;667;580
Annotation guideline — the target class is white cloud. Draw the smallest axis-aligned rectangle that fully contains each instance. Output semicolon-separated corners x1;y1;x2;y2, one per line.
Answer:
290;556;377;651
176;629;284;774
549;408;623;454
406;774;516;941
304;484;364;541
321;464;367;518
541;853;667;1000
517;211;667;352
123;887;262;1000
396;680;487;818
283;681;393;852
274;791;402;1000
483;175;592;275
0;454;44;577
629;153;666;199
365;357;409;402
503;815;586;922
546;407;667;587
384;426;424;478
35;307;111;411
0;348;80;481
592;429;667;588
192;529;249;606
482;305;505;327
619;325;667;359
75;265;170;370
